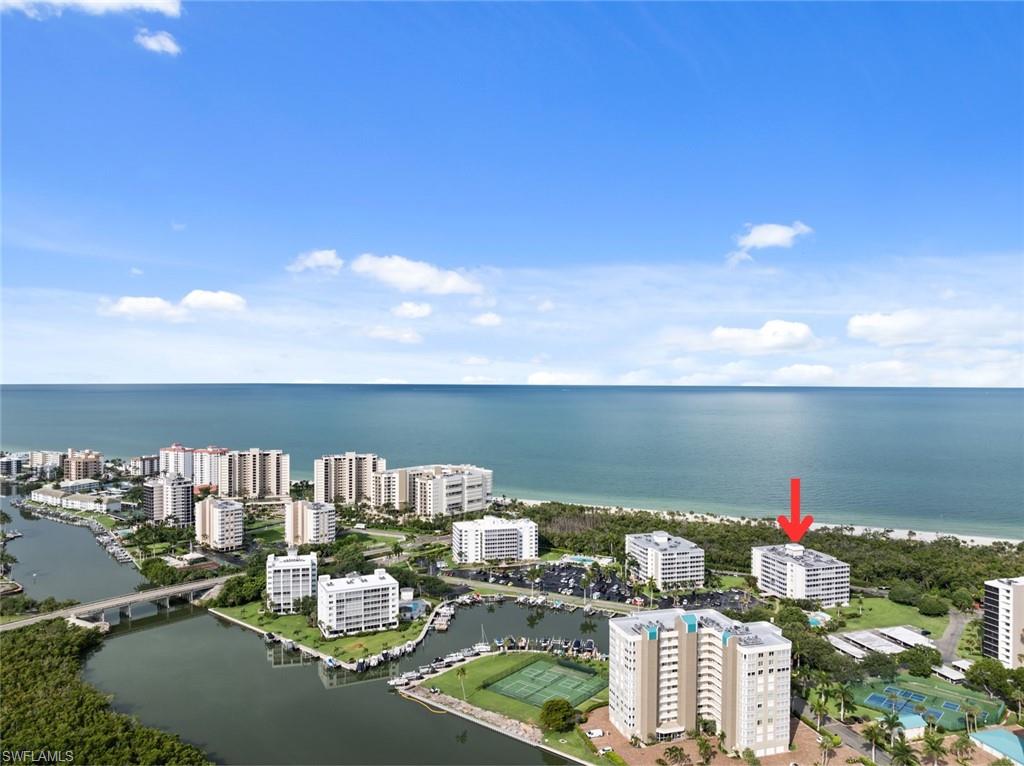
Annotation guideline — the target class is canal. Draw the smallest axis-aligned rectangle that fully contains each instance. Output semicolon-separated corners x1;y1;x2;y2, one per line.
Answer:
3;491;609;764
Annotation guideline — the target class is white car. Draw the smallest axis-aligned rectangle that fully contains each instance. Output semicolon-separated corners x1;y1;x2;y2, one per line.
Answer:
585;729;604;738
598;747;613;755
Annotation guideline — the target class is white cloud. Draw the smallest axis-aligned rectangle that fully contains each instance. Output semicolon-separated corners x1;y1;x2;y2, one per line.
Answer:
527;370;596;385
470;294;498;308
179;289;246;312
845;360;921;387
727;220;812;267
365;326;422;344
847;308;1020;347
129;267;144;277
471;312;502;327
462;355;490;366
133;28;180;56
286;249;344;275
768;363;837;385
352;253;482;295
391;301;432;319
461;375;497;384
536;299;555;313
709;320;818;354
3;0;180;18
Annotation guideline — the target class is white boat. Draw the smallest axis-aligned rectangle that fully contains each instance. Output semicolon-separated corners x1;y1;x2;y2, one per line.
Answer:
388;676;410;687
473;642;491;654
444;652;465;664
405;640;416;653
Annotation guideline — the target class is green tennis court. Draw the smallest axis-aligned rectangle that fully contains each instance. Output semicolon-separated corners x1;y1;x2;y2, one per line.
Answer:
487;659;607;707
852;675;1005;731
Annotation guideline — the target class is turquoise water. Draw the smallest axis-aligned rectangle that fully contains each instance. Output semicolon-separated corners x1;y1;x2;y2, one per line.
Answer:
971;729;1024;764
2;385;1022;537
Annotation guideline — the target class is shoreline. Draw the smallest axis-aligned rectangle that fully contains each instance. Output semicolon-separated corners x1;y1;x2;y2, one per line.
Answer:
517;498;1024;547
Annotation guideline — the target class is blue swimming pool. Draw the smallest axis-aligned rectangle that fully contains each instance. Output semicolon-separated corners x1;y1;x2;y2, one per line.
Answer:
971;729;1024;765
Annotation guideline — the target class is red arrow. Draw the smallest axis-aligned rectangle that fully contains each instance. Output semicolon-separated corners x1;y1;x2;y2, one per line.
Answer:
777;477;813;542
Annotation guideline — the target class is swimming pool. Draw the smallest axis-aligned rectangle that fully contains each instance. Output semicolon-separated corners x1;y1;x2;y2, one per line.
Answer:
971;729;1024;765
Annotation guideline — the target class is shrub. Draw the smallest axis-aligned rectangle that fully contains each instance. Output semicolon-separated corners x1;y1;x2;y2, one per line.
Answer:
540;698;577;732
917;594;950;616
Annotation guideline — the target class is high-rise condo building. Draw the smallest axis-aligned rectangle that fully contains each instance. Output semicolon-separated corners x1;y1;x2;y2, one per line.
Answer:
452;516;538;563
159;443;194;480
313;452;386;505
751;544;850;607
127;454;160;477
372;464;493;518
193;446;229;488
609;609;791;757
64;448;104;481
982;576;1024;669
284;500;337;546
29;450;65;470
143;473;195;527
317;568;399;637
266;548;318;614
195;497;244;551
626;531;706;589
218;448;290;499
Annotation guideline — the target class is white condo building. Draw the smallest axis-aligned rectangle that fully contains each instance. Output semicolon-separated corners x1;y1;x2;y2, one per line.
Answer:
193;446;229;488
317;568;400;637
372;464;493;518
609;609;791;756
626;531;706;590
266;549;318;614
218;448;290;499
143;473;194;527
313;452;385;504
195;497;244;551
159;443;194;480
127;454;160;477
284;500;337;546
451;516;538;563
751;544;850;608
982;576;1024;669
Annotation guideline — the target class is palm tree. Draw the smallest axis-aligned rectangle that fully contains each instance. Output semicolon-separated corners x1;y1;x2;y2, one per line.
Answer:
834;682;855;722
1010;685;1024;721
646;577;657;608
455;666;467;699
810;691;830;728
882;710;902;747
696;736;713;766
817;734;836;766
950;731;974;765
580;572;592;605
921;729;946;766
862;721;885;764
663;745;686;765
889;735;921;766
962;703;980;734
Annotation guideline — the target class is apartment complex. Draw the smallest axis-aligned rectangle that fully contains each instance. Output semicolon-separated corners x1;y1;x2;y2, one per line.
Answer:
143;473;195;527
608;609;791;757
313;452;385;504
751;544;850;607
451;516;538;563
218;448;290;499
29;450;64;470
266;548;318;614
159;443;194;480
982;576;1024;669
373;464;493;518
0;455;23;477
317;568;399;637
194;497;244;551
194;446;229;487
127;454;160;477
64;449;104;481
626;531;705;589
284;500;337;546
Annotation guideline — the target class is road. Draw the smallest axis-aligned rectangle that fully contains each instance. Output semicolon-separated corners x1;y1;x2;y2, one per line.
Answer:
0;575;233;632
794;695;892;765
935;607;976;663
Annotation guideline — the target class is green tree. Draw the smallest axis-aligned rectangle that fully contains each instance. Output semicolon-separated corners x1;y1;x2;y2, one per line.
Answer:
861;651;898;682
455;666;467;700
741;748;761;766
833;681;855;721
899;645;942;678
539;697;576;732
921;729;946;766
916;594;950;617
889;734;921;766
950;731;975;765
862;721;885;764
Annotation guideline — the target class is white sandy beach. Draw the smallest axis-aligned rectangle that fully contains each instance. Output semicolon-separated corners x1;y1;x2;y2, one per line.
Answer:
517;498;1022;547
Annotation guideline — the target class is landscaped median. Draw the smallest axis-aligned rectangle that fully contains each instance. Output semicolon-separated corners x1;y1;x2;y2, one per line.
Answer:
214;600;430;661
412;651;611;765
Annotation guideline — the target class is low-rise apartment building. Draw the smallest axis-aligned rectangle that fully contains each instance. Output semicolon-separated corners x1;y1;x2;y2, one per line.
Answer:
62;493;122;513
751;543;850;607
626;531;705;590
451;515;538;563
143;473;195;527
266;548;318;614
317;568;399;637
982;576;1024;669
609;609;791;757
59;478;101;493
313;452;385;504
284;500;337;546
195;497;245;551
217;448;290;499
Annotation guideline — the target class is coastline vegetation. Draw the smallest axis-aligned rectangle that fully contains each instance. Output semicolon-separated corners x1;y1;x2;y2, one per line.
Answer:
0;620;208;765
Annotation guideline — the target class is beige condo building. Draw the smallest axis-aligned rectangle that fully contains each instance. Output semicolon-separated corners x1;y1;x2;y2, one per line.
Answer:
217;448;290;499
313;452;385;505
64;448;104;481
372;463;492;518
194;497;244;551
284;500;337;546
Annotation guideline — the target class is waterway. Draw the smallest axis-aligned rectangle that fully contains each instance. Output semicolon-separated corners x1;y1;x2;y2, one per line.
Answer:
3;492;606;764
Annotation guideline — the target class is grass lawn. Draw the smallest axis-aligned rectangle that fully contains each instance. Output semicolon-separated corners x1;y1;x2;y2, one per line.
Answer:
956;619;984;662
542;727;601;765
539;548;573;561
216;601;428;660
829;597;949;636
850;673;1004;731
715;575;748;590
246;520;284;544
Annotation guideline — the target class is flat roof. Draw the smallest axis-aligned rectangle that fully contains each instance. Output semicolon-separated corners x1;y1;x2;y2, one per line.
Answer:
878;626;936;648
841;630;905;655
610;608;789;649
933;665;966;682
951;659;974;672
827;635;867;659
453;515;535;530
971;729;1024;765
318;568;398;593
626;531;701;553
753;543;848;570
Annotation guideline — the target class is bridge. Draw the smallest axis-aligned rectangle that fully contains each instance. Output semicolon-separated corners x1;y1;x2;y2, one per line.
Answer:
0;575;234;633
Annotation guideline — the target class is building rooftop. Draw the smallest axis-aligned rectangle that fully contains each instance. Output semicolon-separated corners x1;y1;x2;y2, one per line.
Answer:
626;531;701;553
753;543;848;569
318;568;398;593
33;487;67;498
267;550;317;567
878;625;936;648
985;576;1024;587
610;608;789;649
453;515;535;530
841;630;905;655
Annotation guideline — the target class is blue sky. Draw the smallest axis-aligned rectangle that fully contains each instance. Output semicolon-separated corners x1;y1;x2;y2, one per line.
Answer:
3;0;1022;385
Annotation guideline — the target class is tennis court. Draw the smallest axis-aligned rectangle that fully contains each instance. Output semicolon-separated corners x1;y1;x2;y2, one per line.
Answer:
487;659;607;707
854;676;1004;731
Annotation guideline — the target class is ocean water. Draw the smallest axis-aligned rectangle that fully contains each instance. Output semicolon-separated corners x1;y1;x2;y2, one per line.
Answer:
1;385;1021;538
